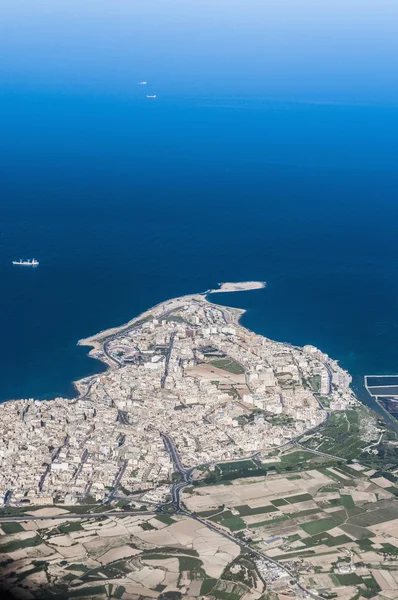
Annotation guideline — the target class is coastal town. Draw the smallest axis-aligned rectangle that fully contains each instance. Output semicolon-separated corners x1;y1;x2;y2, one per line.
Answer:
1;284;397;600
0;283;357;508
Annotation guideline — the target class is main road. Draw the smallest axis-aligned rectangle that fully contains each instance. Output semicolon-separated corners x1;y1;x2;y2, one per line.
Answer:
0;509;156;523
159;431;318;599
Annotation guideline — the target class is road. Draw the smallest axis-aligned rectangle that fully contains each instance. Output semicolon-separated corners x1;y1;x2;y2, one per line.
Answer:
159;431;318;598
105;460;128;504
324;361;333;395
161;331;176;389
1;429;318;598
0;510;155;523
160;432;194;510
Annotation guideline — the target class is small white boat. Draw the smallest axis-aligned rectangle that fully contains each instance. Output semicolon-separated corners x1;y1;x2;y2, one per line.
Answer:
139;81;148;85
12;258;39;266
146;95;156;99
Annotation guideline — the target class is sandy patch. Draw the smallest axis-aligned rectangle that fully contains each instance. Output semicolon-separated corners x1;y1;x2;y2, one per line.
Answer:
1;530;37;543
371;569;398;590
241;592;263;600
83;535;131;557
134;527;182;547
9;543;57;561
189;580;203;596
279;500;317;514
313;492;341;502
369;518;398;534
21;522;39;532
148;518;168;530
124;584;159;598
162;571;180;589
26;507;70;517
243;513;277;525
186;364;245;384
326;467;351;480
351;491;377;503
35;518;72;529
349;463;366;471
369;521;398;539
128;565;157;584
96;521;130;537
360;551;385;564
144;557;179;572
48;535;75;547
98;545;141;564
328;527;355;540
306;470;335;484
55;543;87;559
372;477;394;489
20;570;48;586
298;551;341;566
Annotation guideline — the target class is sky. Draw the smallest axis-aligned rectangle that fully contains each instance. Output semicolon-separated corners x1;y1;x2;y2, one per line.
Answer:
1;0;398;101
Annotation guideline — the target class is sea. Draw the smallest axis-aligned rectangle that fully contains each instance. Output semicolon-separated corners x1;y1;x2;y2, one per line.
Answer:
1;0;398;408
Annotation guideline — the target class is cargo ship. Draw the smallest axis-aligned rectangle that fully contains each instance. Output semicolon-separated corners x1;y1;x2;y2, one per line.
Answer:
12;258;39;266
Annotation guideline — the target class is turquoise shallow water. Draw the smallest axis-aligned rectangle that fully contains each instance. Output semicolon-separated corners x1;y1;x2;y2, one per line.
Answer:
1;1;398;403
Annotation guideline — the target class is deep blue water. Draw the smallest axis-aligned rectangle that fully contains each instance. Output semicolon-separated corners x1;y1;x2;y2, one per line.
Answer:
1;0;398;403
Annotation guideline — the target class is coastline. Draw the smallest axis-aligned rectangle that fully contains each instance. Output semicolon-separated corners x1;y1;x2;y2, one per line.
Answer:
0;278;387;515
78;292;205;356
3;279;387;425
6;279;358;410
76;282;265;395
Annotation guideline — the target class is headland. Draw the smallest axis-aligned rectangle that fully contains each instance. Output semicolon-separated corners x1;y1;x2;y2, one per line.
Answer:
0;282;359;507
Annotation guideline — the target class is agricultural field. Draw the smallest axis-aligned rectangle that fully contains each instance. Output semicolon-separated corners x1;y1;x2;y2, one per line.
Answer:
2;403;398;600
184;464;398;599
0;510;267;600
296;404;398;466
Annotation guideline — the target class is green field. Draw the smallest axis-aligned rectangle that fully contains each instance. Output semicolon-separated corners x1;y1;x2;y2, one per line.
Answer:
217;459;259;473
210;359;245;374
271;498;289;507
341;494;356;509
58;521;84;534
285;493;313;504
212;459;267;482
334;573;362;586
114;586;126;599
349;504;398;527
223;517;246;531
0;534;41;553
69;585;107;597
264;450;332;473
300;516;343;535
0;522;24;534
178;555;206;576
236;504;278;516
154;514;177;525
340;523;374;540
300;407;387;461
200;578;218;595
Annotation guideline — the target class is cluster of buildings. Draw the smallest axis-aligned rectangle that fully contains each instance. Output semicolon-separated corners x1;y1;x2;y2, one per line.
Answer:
0;294;357;506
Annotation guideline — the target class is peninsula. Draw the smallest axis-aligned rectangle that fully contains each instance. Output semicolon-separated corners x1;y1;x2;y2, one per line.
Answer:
2;283;396;600
0;282;357;507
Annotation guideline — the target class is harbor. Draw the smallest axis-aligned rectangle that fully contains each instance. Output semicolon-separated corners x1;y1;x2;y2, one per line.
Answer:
365;374;398;424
